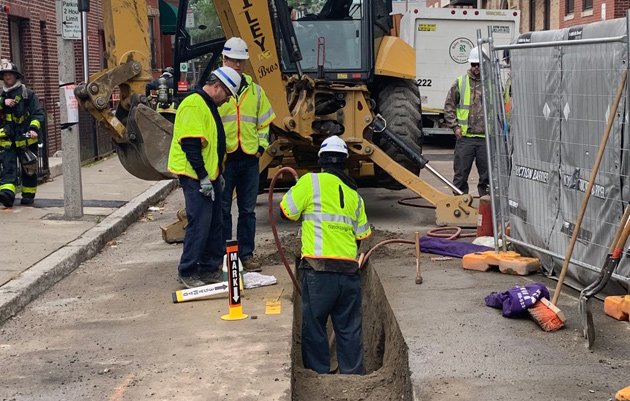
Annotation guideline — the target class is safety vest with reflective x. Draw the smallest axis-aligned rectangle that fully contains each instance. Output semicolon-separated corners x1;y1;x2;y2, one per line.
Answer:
280;172;372;261
456;75;485;138
219;73;275;155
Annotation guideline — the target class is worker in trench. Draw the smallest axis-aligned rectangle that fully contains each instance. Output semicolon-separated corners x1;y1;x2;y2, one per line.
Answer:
279;136;372;374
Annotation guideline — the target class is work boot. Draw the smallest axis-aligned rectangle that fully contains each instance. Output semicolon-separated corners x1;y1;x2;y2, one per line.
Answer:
20;196;34;206
199;270;223;285
0;191;14;208
177;274;206;289
242;258;262;272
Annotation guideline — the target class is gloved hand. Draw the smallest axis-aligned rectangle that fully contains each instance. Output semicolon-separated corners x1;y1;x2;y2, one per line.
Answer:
219;175;225;192
199;176;215;201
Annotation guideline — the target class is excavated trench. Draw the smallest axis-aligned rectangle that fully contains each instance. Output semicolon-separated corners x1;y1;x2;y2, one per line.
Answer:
291;261;412;401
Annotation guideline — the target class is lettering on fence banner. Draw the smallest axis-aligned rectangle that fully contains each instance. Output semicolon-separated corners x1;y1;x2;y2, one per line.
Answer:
562;172;606;200
517;33;532;44
568;27;583;41
508;199;528;222
514;164;550;184
560;221;593;242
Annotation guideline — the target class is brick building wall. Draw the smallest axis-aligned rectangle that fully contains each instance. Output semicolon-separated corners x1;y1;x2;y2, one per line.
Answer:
559;0;613;28
0;1;60;156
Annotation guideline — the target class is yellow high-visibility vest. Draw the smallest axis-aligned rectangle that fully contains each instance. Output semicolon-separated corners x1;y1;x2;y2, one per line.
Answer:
219;73;275;155
456;75;485;138
280;172;371;261
168;93;221;180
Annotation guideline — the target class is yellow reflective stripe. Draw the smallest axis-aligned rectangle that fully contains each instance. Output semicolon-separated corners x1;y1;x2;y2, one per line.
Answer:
311;174;323;255
456;75;471;135
222;115;238;122
0;183;15;192
29;119;41;129
259;109;274;124
303;213;354;226
14;140;26;147
22;186;37;194
6;114;26;123
0;140;11;147
283;192;299;215
238;115;258;124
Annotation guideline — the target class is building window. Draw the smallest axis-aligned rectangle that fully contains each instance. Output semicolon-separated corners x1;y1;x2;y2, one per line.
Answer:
582;0;592;10
148;17;157;70
9;18;24;70
529;0;536;30
565;0;574;14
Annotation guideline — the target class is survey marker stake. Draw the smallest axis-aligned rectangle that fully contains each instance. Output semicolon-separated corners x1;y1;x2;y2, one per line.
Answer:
221;240;248;321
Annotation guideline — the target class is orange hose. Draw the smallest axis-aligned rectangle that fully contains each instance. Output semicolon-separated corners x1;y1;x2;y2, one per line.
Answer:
268;167;302;296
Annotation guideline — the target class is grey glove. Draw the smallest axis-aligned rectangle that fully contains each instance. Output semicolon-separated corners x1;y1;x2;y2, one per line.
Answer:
219;175;225;192
199;176;215;201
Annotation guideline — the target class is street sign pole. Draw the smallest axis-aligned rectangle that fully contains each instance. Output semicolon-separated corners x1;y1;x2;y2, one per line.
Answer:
57;0;83;219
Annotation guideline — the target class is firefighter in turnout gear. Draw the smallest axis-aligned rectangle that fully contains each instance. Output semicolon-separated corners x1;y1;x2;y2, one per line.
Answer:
0;60;44;207
444;46;489;197
219;37;276;273
280;136;372;375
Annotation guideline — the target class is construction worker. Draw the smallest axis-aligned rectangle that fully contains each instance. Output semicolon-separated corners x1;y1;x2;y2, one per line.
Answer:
444;46;489;197
0;60;44;207
280;136;372;375
167;66;242;289
502;49;512;125
219;37;276;273
145;66;175;97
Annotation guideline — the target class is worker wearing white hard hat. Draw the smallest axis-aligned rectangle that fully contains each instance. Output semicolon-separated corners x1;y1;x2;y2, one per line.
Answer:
279;135;371;375
219;37;276;273
167;65;241;289
443;46;489;197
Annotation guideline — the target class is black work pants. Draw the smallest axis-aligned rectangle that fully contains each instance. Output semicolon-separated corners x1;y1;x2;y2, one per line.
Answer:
0;147;18;203
300;266;365;375
453;136;489;196
178;175;224;277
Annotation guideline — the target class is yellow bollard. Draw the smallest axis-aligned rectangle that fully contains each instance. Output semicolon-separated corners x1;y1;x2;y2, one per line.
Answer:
221;240;248;321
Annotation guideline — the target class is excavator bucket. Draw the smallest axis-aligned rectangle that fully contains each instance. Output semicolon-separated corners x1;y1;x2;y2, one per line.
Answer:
117;104;175;181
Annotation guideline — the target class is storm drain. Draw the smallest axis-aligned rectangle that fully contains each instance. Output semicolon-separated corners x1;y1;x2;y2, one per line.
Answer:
291;262;412;401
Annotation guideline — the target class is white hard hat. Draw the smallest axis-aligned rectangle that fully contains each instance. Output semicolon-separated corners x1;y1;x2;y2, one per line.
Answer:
222;37;249;60
468;46;487;64
318;136;349;158
213;66;242;97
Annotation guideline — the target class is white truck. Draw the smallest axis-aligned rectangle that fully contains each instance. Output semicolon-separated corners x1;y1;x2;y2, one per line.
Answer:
397;7;520;136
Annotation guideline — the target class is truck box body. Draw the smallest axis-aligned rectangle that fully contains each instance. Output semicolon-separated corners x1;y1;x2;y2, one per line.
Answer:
398;8;520;135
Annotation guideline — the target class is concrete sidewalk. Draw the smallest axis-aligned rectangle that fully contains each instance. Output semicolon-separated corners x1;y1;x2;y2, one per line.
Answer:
0;155;176;323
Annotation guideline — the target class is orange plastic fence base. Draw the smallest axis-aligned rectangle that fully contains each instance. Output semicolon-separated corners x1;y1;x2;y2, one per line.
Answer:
604;295;630;321
462;250;541;275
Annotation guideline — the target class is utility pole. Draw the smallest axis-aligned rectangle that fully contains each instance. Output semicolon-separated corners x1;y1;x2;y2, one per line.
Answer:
57;0;84;218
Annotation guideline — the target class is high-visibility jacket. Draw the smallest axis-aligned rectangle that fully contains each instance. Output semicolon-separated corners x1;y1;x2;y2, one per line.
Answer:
280;172;372;261
456;75;485;138
168;92;221;180
219;73;275;155
503;76;512;121
0;84;44;148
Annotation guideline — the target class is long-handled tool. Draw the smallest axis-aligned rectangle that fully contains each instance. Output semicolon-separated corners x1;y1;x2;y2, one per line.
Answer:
415;231;423;284
579;204;630;348
529;69;628;331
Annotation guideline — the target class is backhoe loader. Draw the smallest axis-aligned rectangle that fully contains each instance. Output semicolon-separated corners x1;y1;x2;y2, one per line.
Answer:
74;0;478;232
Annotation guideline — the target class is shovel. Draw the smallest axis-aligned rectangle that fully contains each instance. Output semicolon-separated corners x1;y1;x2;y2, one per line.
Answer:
579;204;630;348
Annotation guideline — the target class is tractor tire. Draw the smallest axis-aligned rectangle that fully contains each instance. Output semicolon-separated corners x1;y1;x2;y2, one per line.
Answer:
374;78;424;189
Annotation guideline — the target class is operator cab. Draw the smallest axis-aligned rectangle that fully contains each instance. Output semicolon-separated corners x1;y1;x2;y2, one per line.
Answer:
173;0;393;89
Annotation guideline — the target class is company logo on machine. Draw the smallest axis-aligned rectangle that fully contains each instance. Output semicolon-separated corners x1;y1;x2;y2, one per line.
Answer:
449;38;474;64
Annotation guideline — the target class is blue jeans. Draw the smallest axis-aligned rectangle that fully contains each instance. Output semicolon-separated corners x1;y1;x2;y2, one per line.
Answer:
178;175;224;277
221;156;259;260
301;268;365;375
